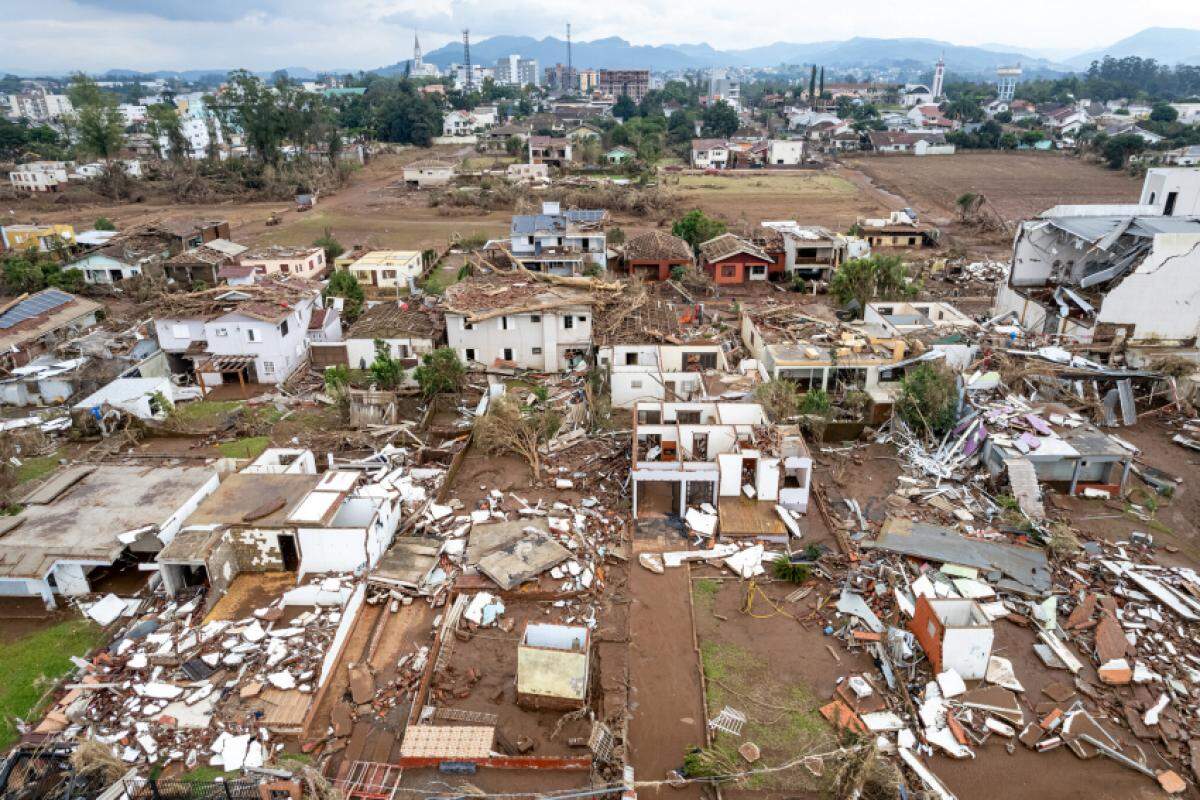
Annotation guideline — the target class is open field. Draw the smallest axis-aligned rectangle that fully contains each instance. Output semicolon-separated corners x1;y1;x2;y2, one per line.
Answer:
666;168;892;234
848;151;1143;227
6;149;1144;264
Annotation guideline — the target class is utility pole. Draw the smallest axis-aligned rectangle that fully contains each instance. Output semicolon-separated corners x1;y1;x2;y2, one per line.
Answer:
463;29;473;90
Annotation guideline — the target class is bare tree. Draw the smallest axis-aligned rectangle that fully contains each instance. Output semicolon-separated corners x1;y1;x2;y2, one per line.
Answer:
473;394;561;478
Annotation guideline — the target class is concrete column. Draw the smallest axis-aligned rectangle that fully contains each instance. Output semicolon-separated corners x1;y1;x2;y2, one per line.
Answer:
1068;460;1082;496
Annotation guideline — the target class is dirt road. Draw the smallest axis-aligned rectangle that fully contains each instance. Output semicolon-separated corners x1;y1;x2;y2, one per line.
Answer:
628;563;706;797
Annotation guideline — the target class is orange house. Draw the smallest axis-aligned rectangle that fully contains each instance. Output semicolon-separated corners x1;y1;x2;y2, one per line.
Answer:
698;233;774;285
621;231;694;281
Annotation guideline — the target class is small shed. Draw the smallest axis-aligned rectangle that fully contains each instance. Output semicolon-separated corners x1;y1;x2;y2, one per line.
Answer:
517;623;591;710
909;596;994;680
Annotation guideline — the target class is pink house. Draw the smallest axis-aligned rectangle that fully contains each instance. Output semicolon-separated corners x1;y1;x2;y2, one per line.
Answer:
240;245;328;279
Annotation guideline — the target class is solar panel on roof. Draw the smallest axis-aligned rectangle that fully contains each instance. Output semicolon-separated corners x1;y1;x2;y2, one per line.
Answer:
0;289;75;330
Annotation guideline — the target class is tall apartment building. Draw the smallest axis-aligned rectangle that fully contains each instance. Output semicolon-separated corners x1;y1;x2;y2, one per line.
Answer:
598;70;650;102
545;64;579;94
495;55;541;87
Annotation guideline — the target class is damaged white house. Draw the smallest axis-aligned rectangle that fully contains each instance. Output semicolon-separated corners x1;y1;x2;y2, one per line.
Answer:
0;465;219;606
156;458;400;599
630;401;812;525
993;167;1200;345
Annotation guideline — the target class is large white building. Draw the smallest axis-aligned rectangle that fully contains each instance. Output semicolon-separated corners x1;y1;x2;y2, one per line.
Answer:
154;276;326;388
444;273;594;371
495;55;541;87
993;168;1200;346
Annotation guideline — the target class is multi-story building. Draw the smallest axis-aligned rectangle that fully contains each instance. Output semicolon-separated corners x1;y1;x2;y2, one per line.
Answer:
153;275;326;387
598;69;650;102
444;272;594;371
993;167;1200;347
495;55;541;87
630;400;813;522
509;202;606;275
8;161;69;192
5;89;73;122
545;64;579;95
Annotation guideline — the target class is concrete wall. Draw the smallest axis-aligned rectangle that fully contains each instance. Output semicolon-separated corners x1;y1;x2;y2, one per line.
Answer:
1097;233;1200;342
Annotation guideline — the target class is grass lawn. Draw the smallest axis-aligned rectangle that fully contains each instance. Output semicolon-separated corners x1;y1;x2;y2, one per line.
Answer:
15;450;60;484
216;436;271;460
675;172;858;197
421;260;466;294
171;399;243;423
0;619;104;750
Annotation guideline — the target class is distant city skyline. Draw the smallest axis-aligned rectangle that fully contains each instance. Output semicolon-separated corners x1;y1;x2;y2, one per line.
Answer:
0;0;1197;73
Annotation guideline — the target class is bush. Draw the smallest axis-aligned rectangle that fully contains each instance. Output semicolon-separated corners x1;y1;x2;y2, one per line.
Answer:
413;347;465;397
369;339;403;389
771;556;810;583
895;363;958;436
754;379;799;422
93;216;116;231
799;388;830;415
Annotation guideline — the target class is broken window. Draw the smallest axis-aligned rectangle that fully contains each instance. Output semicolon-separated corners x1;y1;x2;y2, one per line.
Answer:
465;348;476;361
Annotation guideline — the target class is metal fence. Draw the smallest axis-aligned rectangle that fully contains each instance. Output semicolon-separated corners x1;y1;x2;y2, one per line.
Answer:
122;778;263;800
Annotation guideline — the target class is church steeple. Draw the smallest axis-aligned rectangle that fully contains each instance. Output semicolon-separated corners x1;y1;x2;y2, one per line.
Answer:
413;32;423;68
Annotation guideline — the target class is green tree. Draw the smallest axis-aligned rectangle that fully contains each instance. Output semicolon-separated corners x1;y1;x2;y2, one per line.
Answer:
808;65;817;101
413;347;465;398
313;228;344;263
896;363;959;437
701;101;739;138
671;210;726;253
210;70;324;165
613;94;638;120
146;102;187;160
607;227;626;246
1150;103;1178;123
93;217;116;231
369;339;404;389
69;73;124;164
1;256;46;294
505;135;523;156
829;255;916;312
1104;133;1146;169
323;270;365;322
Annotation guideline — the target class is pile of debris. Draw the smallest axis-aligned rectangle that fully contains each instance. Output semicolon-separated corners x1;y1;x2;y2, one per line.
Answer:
38;576;359;772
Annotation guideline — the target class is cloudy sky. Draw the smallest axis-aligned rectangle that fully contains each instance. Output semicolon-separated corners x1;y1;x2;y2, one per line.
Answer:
1;0;1198;74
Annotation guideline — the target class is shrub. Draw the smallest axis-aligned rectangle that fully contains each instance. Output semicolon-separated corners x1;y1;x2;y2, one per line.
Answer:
771;556;810;583
413;347;465;397
895;363;958;436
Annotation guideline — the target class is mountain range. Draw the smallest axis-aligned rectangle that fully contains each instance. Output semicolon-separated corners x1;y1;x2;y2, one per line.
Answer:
9;27;1200;82
405;27;1200;76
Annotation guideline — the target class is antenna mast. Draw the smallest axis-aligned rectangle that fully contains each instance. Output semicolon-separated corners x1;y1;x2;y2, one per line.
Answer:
463;29;473;90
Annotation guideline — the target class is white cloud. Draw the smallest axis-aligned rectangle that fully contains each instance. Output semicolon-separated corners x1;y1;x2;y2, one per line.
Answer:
0;0;1197;73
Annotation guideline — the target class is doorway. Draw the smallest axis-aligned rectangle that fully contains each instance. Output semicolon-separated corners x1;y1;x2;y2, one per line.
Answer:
278;534;300;572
